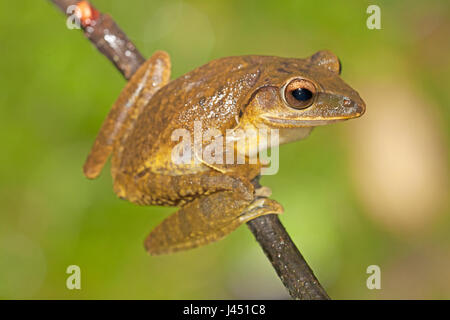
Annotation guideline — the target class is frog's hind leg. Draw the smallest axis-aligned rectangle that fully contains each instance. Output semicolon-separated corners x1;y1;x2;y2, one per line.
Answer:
144;191;283;255
83;51;171;179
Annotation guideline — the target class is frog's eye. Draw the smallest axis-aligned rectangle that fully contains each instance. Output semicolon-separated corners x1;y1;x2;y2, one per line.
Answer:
284;79;316;109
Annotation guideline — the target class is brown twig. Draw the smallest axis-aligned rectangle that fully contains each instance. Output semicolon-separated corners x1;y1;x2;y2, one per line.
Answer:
50;0;144;79
248;179;330;300
247;216;330;299
48;0;330;300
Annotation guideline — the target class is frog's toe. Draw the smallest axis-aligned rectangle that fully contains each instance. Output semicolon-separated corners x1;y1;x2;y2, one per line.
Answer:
238;198;283;223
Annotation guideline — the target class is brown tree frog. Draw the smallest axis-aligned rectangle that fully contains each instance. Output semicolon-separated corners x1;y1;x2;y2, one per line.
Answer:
83;50;365;255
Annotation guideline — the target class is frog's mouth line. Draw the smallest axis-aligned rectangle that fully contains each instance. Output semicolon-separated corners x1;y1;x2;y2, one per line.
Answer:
261;114;362;126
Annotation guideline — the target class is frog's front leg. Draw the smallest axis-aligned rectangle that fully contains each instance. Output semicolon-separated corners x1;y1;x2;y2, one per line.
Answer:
144;189;283;255
83;51;171;179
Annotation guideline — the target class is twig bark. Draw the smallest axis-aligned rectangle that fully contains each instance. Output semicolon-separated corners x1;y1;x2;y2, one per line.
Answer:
50;0;144;79
48;0;330;300
247;216;330;299
248;177;330;300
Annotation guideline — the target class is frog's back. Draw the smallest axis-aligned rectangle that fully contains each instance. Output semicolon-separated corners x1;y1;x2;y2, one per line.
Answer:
114;56;263;176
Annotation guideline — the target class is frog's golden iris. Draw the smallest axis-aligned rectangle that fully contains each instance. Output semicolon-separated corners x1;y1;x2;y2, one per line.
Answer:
283;78;317;109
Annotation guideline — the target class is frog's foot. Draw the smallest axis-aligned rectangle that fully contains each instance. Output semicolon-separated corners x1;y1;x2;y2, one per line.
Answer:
238;197;283;223
144;191;282;255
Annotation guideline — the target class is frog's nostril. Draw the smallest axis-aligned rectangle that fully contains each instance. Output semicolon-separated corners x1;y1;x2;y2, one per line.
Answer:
343;98;352;107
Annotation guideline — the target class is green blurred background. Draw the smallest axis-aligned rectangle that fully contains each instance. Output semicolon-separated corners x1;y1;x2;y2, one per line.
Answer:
0;0;449;299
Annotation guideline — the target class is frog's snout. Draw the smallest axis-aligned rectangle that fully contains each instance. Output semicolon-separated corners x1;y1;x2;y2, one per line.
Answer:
313;91;365;120
343;95;366;118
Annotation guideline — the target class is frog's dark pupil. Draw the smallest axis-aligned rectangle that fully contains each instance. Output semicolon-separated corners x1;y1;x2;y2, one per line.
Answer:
292;88;312;101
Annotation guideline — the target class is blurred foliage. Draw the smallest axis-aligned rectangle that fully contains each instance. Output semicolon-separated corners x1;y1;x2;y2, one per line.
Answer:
0;0;449;299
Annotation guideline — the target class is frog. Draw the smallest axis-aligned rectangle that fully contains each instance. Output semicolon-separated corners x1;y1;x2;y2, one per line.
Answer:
83;50;365;255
